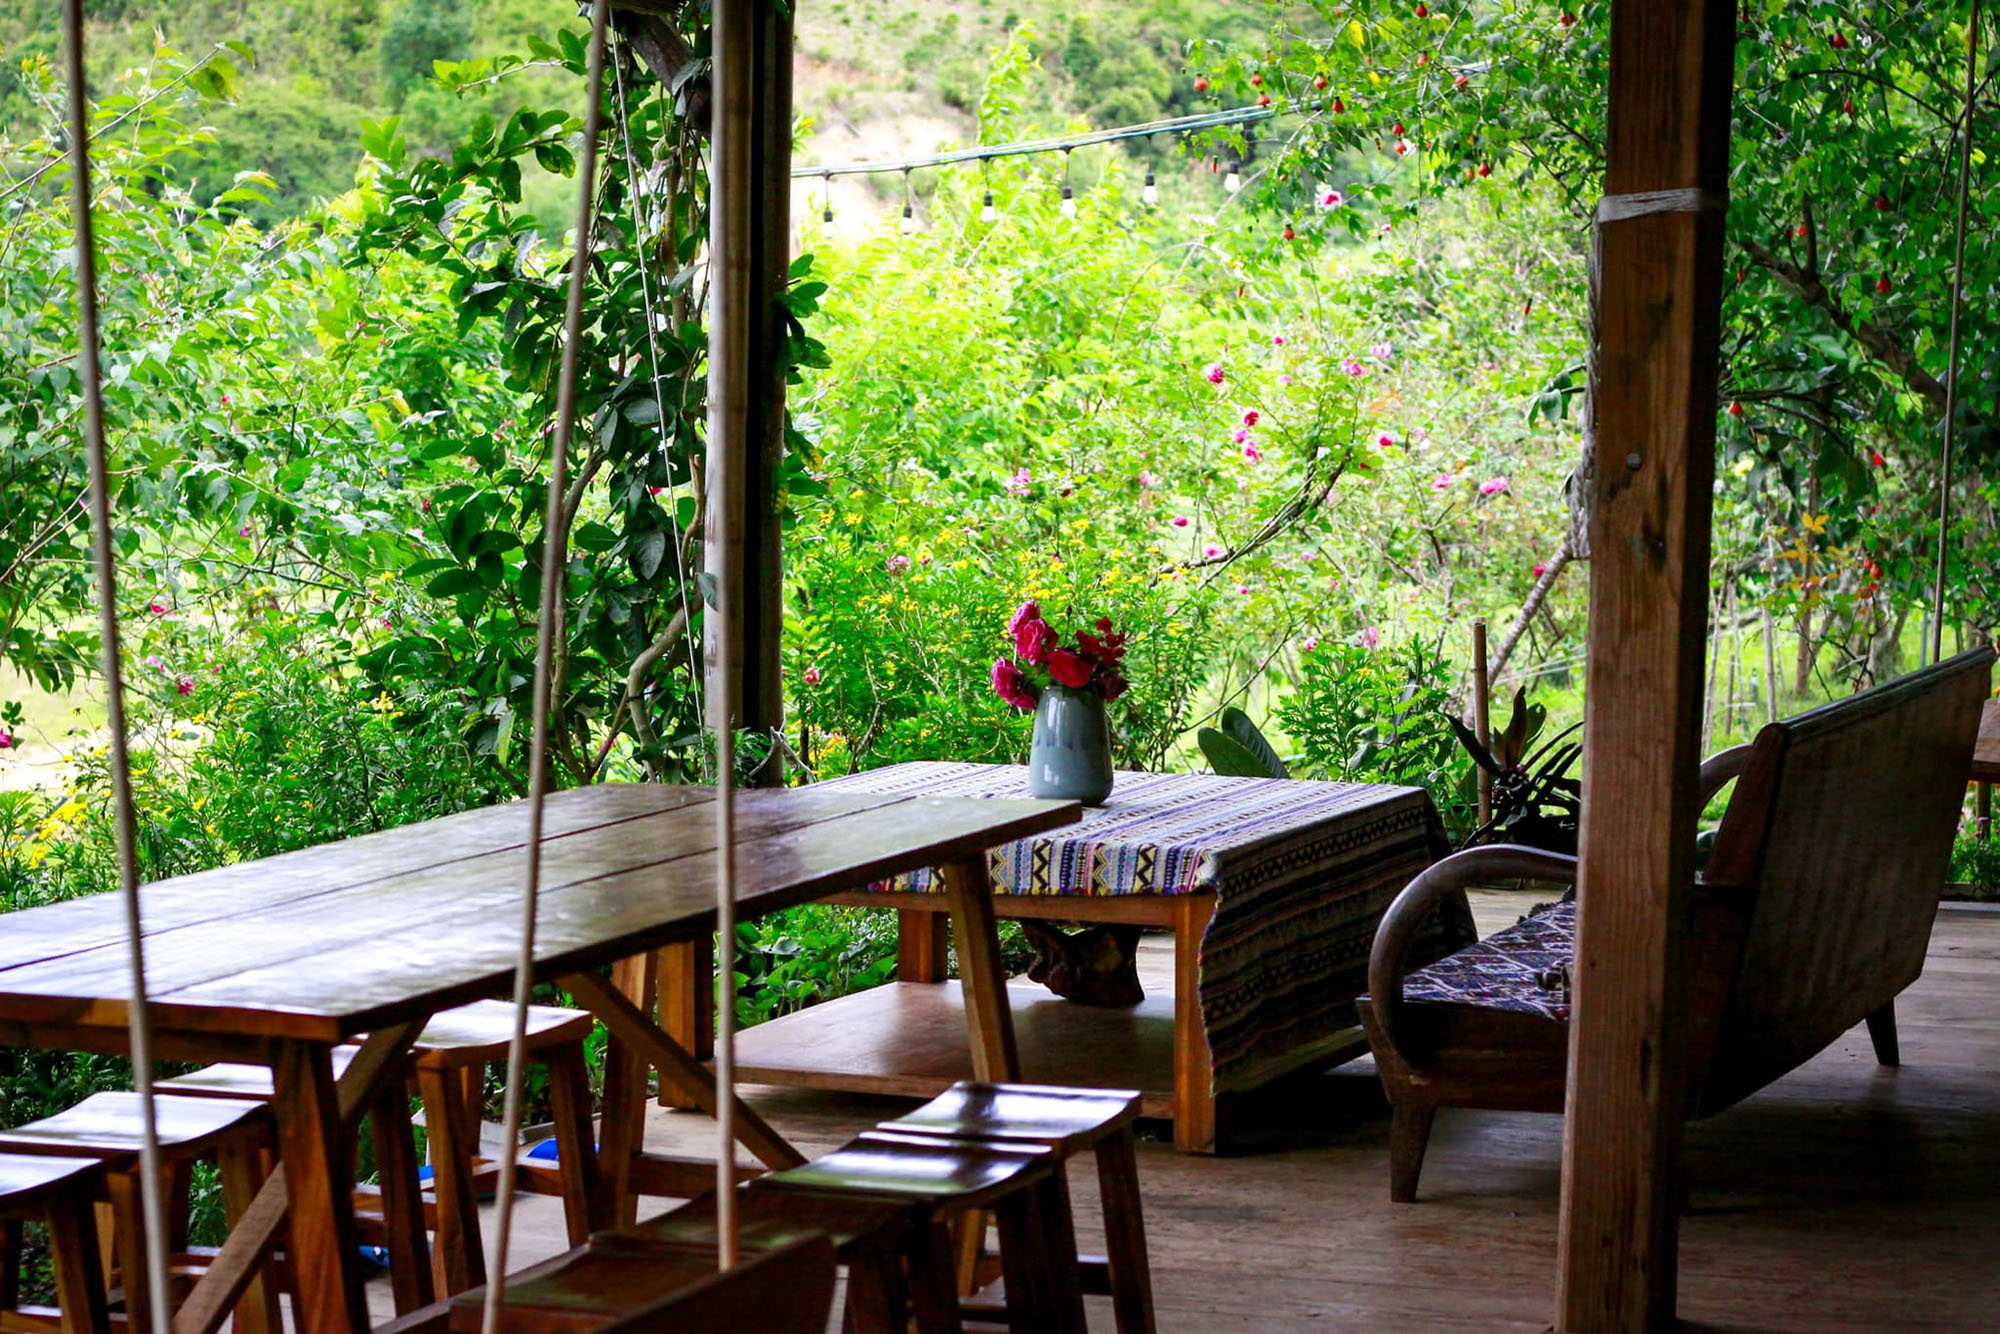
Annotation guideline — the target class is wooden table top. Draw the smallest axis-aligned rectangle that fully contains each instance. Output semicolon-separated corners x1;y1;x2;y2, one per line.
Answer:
1974;698;2000;783
0;784;1078;1044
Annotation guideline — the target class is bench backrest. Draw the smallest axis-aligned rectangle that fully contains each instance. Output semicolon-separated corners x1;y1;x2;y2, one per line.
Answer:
1693;647;1993;1114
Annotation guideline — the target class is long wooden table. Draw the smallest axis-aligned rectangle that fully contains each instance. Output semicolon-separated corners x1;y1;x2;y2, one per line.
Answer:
1973;698;1998;841
0;783;1078;1333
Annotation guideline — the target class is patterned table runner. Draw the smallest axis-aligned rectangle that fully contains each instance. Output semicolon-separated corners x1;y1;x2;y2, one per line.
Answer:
814;763;1469;1094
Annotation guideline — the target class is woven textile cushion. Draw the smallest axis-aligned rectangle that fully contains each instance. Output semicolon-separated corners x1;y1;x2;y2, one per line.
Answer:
1399;898;1575;1022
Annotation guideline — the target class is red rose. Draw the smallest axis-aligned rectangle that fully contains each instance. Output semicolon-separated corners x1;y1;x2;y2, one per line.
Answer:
1046;649;1093;689
1099;668;1130;702
990;659;1039;711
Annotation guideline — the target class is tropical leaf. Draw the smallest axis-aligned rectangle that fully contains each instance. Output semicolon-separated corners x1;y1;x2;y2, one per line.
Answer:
1219;706;1289;779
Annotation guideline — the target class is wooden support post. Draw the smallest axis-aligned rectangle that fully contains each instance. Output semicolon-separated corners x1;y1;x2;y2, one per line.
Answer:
898;907;950;982
738;0;794;763
654;937;711;1108
1978;781;1991;843
1557;2;1735;1330
1472;619;1493;828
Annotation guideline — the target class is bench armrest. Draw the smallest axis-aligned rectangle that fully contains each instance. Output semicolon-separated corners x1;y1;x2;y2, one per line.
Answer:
1367;844;1579;1067
1699;743;1756;806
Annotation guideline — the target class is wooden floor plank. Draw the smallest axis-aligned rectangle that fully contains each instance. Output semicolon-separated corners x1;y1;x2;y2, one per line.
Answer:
421;902;2000;1332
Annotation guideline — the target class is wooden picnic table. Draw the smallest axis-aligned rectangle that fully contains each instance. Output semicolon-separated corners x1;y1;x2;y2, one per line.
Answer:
0;783;1077;1334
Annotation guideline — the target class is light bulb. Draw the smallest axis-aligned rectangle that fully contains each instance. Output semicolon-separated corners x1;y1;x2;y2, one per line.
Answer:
1224;161;1242;194
1142;170;1158;206
1059;185;1077;219
981;190;997;223
899;203;918;234
822;200;834;224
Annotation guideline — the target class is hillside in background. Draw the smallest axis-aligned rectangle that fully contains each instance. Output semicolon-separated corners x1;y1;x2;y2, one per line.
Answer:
0;0;1263;224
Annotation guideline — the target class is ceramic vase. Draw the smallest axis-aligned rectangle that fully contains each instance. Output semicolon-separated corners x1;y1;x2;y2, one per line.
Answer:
1028;684;1114;805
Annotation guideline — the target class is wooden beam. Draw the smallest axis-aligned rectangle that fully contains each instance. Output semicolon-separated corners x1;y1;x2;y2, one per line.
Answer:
737;0;794;764
1556;2;1735;1330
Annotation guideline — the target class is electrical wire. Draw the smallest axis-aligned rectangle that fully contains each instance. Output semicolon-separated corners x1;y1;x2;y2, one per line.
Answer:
1929;0;1981;665
791;100;1284;180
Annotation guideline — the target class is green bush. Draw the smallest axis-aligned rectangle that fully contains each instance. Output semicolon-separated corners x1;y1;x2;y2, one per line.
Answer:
1278;636;1473;839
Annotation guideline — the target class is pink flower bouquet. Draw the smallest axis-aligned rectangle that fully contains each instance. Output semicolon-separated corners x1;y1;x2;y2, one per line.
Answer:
991;601;1130;710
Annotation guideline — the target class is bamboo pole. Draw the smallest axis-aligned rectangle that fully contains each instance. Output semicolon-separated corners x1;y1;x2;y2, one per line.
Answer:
1722;580;1739;742
1473;619;1493;827
1761;606;1779;723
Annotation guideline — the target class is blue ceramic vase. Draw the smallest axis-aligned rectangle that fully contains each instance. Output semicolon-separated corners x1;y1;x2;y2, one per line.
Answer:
1028;684;1114;806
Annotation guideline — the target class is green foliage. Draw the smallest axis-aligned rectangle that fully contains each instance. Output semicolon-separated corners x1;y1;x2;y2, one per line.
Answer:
1951;833;2000;901
1204;0;1999;663
1279;636;1473;836
733;908;900;1027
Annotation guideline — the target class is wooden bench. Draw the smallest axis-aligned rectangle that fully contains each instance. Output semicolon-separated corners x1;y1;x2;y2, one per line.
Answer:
1359;648;1994;1201
376;1233;836;1334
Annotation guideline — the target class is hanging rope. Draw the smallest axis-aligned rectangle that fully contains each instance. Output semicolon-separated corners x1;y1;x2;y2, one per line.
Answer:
57;3;172;1329
708;0;755;1270
1930;0;1982;665
482;1;612;1329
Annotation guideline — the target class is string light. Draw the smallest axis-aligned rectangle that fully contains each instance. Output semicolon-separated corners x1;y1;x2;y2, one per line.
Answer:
981;160;997;223
1059;148;1076;219
821;171;832;224
1142;167;1158;207
899;168;918;234
1224;159;1243;194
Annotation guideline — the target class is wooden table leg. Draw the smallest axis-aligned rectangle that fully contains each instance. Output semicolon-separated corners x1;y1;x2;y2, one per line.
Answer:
898;908;950;982
1172;895;1221;1154
273;1040;367;1334
594;952;655;1229
654;939;708;1109
939;855;1020;1083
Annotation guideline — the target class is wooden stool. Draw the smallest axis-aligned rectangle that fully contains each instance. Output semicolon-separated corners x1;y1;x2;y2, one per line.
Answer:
158;1046;432;1315
1;1153;111;1334
406;1000;598;1298
158;999;598;1304
883;1083;1155;1333
758;1130;1086;1334
0;1093;279;1334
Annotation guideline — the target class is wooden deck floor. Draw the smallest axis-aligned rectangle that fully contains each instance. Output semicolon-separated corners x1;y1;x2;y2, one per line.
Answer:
420;898;2000;1331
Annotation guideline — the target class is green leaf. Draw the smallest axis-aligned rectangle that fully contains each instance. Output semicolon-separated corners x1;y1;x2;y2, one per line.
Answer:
1219;707;1289;779
425;568;481;599
630;528;667;581
1199;728;1281;779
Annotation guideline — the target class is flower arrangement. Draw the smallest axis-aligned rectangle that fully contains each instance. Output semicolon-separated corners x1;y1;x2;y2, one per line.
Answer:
990;601;1129;710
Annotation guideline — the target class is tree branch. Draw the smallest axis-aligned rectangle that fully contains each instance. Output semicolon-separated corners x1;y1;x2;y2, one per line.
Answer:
1739;234;1952;417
